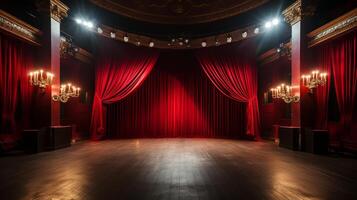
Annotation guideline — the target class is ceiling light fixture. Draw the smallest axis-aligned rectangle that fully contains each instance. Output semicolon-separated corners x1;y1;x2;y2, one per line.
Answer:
123;34;129;42
201;41;207;47
227;35;232;43
97;27;103;34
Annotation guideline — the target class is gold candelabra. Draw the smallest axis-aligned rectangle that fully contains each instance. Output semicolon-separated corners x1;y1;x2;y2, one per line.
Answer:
28;69;54;89
52;83;80;103
271;83;300;103
301;70;327;92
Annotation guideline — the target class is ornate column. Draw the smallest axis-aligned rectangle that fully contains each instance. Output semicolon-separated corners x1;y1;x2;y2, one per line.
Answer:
37;0;68;126
283;0;315;128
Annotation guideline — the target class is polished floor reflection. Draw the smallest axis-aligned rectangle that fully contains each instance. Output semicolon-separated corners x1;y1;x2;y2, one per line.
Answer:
1;139;357;200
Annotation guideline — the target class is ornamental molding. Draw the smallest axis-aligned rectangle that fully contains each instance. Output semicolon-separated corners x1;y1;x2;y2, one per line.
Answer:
308;8;357;47
282;0;315;26
0;9;41;45
50;0;68;22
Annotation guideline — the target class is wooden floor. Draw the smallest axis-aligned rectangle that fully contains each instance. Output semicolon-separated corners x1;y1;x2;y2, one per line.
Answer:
1;139;357;200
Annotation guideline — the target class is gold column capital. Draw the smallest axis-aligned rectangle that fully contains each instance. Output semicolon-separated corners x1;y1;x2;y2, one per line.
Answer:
282;0;315;26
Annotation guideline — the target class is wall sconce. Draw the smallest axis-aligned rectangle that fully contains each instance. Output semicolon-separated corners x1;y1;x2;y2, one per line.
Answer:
271;83;300;103
301;70;327;92
28;69;54;90
52;83;80;103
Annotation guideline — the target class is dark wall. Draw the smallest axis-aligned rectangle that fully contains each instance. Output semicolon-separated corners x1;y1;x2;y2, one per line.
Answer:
60;58;94;140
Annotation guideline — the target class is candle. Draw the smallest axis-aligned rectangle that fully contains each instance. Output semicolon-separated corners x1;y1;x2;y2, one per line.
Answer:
40;70;43;80
29;72;33;84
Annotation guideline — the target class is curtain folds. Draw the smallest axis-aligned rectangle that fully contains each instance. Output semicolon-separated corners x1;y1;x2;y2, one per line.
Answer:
90;43;159;139
106;52;247;138
196;47;260;138
316;31;357;139
330;32;357;137
0;33;33;134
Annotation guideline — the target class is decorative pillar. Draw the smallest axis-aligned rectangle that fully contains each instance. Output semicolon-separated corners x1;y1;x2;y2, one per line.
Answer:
283;0;315;128
37;0;68;126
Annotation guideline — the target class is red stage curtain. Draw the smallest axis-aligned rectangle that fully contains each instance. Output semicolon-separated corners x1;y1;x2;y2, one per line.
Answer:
196;46;260;138
90;42;159;140
329;32;357;138
0;33;33;134
315;46;332;129
106;51;246;138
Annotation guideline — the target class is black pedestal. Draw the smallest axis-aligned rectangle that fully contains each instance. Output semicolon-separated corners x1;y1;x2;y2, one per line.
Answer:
23;129;46;154
45;126;72;150
279;126;301;150
303;129;329;154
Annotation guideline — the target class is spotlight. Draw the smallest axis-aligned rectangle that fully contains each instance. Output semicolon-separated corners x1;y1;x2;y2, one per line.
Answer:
171;38;176;42
110;32;116;38
272;18;280;26
136;41;141;46
184;39;189;44
215;40;220;46
227;36;232;43
201;41;207;47
75;18;83;24
254;27;260;34
87;22;93;28
97;27;103;34
123;34;129;42
242;31;247;38
265;21;272;29
179;41;183;46
276;48;281;53
149;41;154;47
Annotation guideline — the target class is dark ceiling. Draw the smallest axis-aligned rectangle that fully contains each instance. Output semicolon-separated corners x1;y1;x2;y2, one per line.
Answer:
1;0;356;53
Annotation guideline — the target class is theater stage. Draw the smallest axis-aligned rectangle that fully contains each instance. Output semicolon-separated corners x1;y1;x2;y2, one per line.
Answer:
1;139;357;200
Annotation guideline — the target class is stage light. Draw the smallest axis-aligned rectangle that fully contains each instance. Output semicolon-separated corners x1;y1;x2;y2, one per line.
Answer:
87;22;93;28
97;27;103;34
171;38;176;42
265;21;272;29
136;41;141;46
184;39;189;44
242;31;247;38
123;34;129;42
227;36;232;43
110;32;116;38
179;41;183;46
149;41;154;47
254;27;260;34
215;40;220;46
75;18;83;24
272;18;280;25
201;41;207;47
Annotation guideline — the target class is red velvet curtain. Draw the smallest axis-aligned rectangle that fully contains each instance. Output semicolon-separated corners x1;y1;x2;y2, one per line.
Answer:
106;51;246;138
316;31;357;139
315;46;331;129
0;33;33;134
330;32;357;138
90;42;159;140
196;46;260;138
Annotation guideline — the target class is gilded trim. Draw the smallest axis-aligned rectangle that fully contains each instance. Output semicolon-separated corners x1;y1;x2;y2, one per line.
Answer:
308;8;357;47
0;10;41;45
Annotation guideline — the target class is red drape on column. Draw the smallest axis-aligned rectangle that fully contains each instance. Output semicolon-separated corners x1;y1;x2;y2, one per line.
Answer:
329;32;357;138
90;43;159;140
196;46;260;138
0;33;33;134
